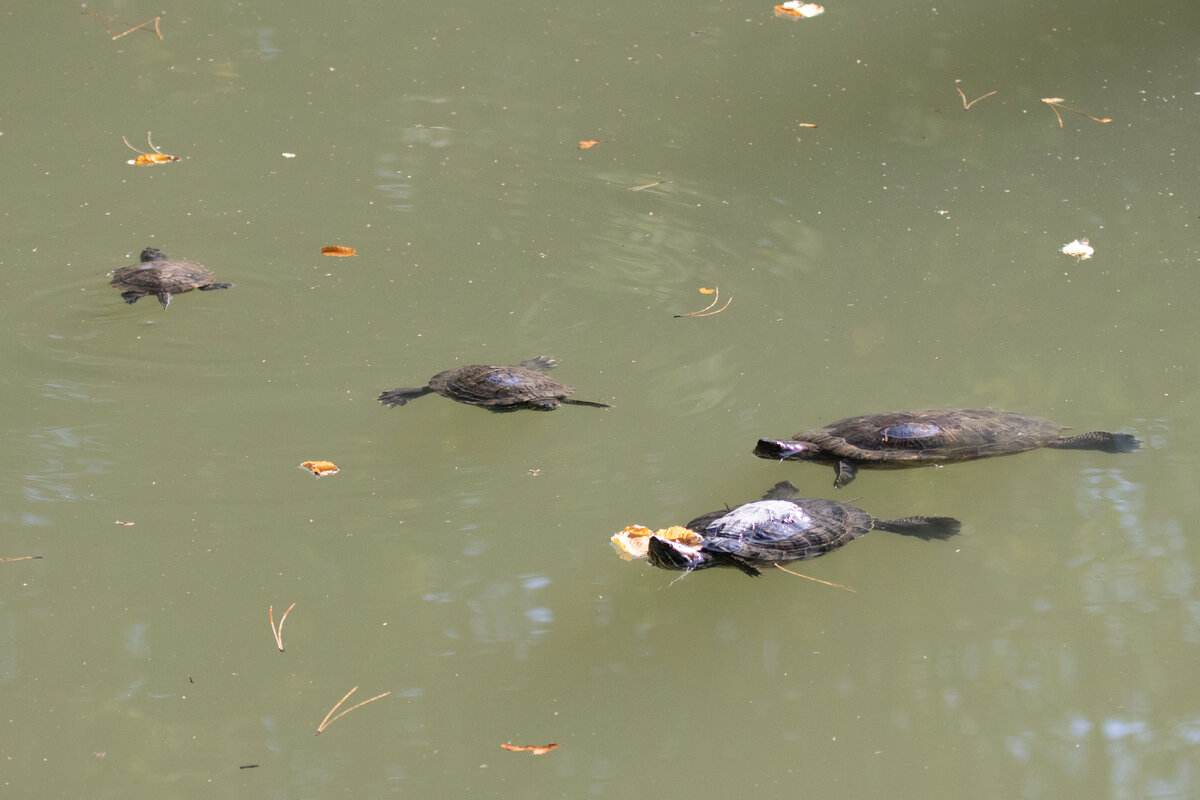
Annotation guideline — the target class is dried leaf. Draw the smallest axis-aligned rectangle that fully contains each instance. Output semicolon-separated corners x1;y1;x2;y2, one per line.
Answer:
798;122;819;128
321;245;357;257
698;287;716;295
123;133;180;166
612;525;702;561
774;2;824;18
500;743;559;755
577;140;602;150
300;461;340;477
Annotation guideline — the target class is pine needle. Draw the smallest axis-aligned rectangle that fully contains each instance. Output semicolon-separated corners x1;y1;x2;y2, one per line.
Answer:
316;686;391;734
956;87;996;109
675;287;732;318
269;602;296;652
772;563;856;591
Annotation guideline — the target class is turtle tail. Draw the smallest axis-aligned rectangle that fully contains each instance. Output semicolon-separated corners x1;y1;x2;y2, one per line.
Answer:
873;516;961;541
560;398;612;409
1049;431;1140;454
378;386;435;407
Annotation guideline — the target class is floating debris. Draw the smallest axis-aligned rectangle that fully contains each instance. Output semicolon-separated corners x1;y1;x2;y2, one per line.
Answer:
82;9;163;40
773;2;825;18
500;743;559;755
316;686;391;734
611;525;702;561
1061;238;1095;261
320;246;357;257
956;86;996;110
1041;98;1112;128
269;602;296;652
123;133;180;166
300;461;340;477
675;286;732;318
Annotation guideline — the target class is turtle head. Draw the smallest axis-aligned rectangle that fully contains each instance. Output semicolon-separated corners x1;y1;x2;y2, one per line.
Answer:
140;247;168;263
753;438;817;462
530;398;560;410
646;535;709;572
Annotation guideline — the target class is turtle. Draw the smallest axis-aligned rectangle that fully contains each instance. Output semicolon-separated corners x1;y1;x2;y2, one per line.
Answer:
377;356;610;412
109;247;232;309
753;408;1140;488
645;480;960;577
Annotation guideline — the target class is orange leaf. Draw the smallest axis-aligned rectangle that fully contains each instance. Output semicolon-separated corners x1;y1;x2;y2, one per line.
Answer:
500;743;559;755
300;460;340;477
577;140;601;150
698;287;715;295
798;123;818;128
321;245;357;257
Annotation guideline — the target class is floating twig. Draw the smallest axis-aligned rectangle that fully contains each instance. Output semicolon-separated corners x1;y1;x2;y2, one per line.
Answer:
1041;97;1112;128
627;180;665;192
268;602;296;652
675;286;732;318
0;556;42;563
956;87;996;110
773;563;856;591
316;686;391;734
81;9;163;41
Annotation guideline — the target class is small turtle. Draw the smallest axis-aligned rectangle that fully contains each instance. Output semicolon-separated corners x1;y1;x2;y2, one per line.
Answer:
109;247;232;309
646;481;960;577
754;408;1140;488
378;356;610;412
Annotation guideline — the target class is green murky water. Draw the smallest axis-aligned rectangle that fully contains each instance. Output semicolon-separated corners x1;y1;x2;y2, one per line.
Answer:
2;1;1198;797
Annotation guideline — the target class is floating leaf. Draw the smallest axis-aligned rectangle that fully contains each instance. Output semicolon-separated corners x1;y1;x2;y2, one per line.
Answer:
500;743;559;755
123;133;180;166
774;2;824;18
321;245;357;257
300;460;340;477
611;525;702;561
798;122;819;128
698;287;716;295
577;140;602;150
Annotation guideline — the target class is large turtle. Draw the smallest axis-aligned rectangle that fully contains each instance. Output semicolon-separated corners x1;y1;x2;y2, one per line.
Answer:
109;247;232;309
754;408;1140;488
645;481;960;577
378;356;610;412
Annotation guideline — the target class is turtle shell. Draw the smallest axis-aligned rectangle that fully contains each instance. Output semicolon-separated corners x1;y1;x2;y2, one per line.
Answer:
110;248;220;295
428;357;574;409
688;498;875;562
109;247;231;309
800;409;1063;463
644;481;959;576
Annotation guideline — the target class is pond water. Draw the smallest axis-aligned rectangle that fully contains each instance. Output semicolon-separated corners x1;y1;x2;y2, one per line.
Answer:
2;1;1198;797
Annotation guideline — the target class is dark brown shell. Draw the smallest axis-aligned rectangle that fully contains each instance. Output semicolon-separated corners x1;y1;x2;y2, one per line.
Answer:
796;408;1063;464
111;257;217;294
429;357;574;409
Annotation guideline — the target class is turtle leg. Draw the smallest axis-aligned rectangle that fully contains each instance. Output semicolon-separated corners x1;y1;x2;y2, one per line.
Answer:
1049;431;1140;454
156;291;172;309
200;283;233;291
519;356;557;372
377;386;435;407
120;291;143;305
833;460;858;488
874;516;961;541
722;555;764;578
